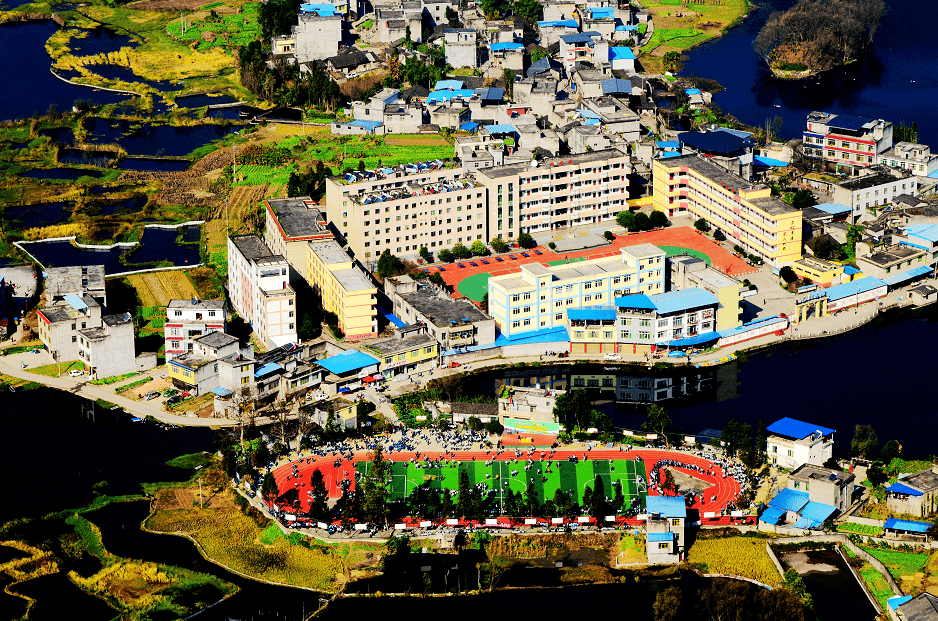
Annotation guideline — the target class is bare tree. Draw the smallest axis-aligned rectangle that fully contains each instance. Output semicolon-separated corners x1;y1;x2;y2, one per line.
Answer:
236;386;257;449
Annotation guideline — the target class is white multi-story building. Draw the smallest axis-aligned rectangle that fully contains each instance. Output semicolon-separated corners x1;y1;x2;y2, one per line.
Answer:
444;29;477;68
164;299;226;361
877;141;938;177
766;417;835;469
802;111;893;173
227;235;298;349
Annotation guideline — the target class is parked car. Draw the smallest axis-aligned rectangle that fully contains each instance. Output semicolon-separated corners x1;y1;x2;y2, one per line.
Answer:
604;353;622;361
163;389;178;397
180;391;191;399
166;395;181;405
68;370;84;377
144;391;160;400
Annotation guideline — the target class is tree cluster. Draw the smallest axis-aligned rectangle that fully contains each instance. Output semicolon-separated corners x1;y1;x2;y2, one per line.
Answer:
238;41;341;108
851;424;907;487
721;419;768;469
551;389;612;434
376;249;405;278
618;210;668;232
753;0;886;73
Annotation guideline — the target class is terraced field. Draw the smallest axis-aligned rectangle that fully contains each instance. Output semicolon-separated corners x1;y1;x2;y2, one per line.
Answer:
127;271;198;306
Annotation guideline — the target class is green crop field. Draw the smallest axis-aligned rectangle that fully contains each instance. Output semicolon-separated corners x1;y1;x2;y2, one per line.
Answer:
837;522;882;536
641;28;716;54
357;458;646;508
860;545;929;581
166;2;261;50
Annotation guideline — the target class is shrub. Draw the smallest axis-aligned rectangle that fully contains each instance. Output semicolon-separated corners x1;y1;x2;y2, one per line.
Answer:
548;241;556;250
604;230;614;241
694;218;711;233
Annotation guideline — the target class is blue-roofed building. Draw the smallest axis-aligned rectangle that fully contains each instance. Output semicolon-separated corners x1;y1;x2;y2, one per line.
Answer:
646;496;687;563
558;31;604;73
896;593;938;621
610;284;721;352
474;87;505;102
886;595;913;612
609;46;636;71
886;465;938;517
803;110;894;174
317;350;380;393
786;463;856;515
332;118;384;135
883;518;931;539
600;78;632;96
434;79;464;91
759;506;785;526
526;56;563;79
900;222;938;251
769;488;810;513
812;202;852;217
536;19;579;46
767;418;836;468
426;89;476;104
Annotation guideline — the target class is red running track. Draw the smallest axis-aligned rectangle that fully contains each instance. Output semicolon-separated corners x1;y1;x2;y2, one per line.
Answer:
270;448;741;518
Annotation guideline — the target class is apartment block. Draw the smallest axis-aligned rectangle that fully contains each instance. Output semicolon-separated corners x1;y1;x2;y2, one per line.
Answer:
363;325;439;377
802;111;893;172
831;168;917;219
878;141;938;176
76;312;139;379
613;288;720;352
669;256;742;332
265;197;334;284
652;154;802;267
474;148;632;238
227;235;298;349
325;164;486;263
164;299;226;361
306;239;377;339
488;243;666;339
36;293;103;363
444;28;477;68
271;9;342;63
45;265;106;308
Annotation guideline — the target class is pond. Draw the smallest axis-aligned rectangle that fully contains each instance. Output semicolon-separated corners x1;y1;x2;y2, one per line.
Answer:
88;194;148;215
67;27;136;57
18;167;104;181
175;93;237;109
4;200;74;227
118;157;191;172
83;117;240;156
0;21;131;123
206;106;242;120
123;225;200;266
57;147;116;167
40;127;76;145
780;549;877;621
10;573;117;621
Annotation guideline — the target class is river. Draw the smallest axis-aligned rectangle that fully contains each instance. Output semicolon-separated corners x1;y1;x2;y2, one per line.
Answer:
679;0;938;145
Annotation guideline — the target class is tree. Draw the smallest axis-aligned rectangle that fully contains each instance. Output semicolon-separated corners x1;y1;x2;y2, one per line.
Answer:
377;249;404;278
490;236;508;253
632;212;651;232
867;462;888;487
452;242;472;260
694;218;711;233
662;469;677;494
552;389;594;433
722;419;753;458
530;47;547;63
791;189;816;210
851;424;879;459
419;246;431;262
471;240;488;256
662;51;681;72
298;312;320;341
643;405;672;448
612;481;625;515
467;416;484;431
604;230;615;241
514;0;542;22
503;67;516;99
616;210;635;230
363;447;389;525
713;228;726;241
480;292;489;313
517;232;535;248
591;475;606;522
261;472;278;507
386;534;410;556
457;469;471;517
485;419;504;435
309;468;329;521
524;478;540;516
653;586;683;621
879;439;901;465
846;224;863;256
649;211;669;228
438;248;454;263
444;5;458;24
779;265;798;284
782;568;815;612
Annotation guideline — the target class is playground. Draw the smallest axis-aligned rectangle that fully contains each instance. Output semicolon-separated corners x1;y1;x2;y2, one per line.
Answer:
425;227;755;303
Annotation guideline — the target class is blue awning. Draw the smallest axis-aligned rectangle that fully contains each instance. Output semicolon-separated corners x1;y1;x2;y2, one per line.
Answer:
886;482;924;496
759;506;785;525
799;501;838;526
884;518;930;533
255;362;283;378
882;265;932;286
666;332;719;348
383;311;407;328
567;308;616;321
753;155;789;167
210;387;233;397
647;532;675;542
460;121;479;131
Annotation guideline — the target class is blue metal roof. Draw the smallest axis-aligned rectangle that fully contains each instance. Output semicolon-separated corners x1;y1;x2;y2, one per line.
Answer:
346;119;383;130
560;32;600;44
300;3;336;14
714;127;753;139
658;151;682;158
254;362;283;378
482;123;518;135
567;307;617;321
609;46;636;60
767;488;809;513
527;57;563;78
537;19;578;27
684;88;702;95
616;24;638;31
759;506;785;525
904;222;938;243
717;315;785;339
614;293;656;310
649;288;718;315
766;417;835;440
799;501;838;526
210;386;233;397
490;42;523;51
753;155;789;167
827;113;873;132
678;130;753;155
884;518;930;533
844;265;861;275
824;276;886;303
666;332;719;348
883;265;932;286
887;596;914;611
886;482;924;496
647;532;675;542
492;326;569;347
434;79;464;90
383;311;407;328
426;89;475;103
318;350;380;375
475;87;504;101
601;78;632;95
656;141;680;149
588;7;614;18
813;202;852;215
460;121;479;132
645;495;687;518
64;293;88;311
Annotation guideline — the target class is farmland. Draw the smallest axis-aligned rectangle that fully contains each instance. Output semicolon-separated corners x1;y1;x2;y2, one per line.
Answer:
687;534;783;587
860;544;932;595
837;522;882;536
126;271;199;307
165;2;261;50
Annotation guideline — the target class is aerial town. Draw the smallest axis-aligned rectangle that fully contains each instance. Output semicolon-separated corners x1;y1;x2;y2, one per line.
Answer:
0;0;935;618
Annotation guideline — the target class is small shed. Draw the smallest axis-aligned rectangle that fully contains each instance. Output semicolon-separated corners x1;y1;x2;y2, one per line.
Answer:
883;518;932;540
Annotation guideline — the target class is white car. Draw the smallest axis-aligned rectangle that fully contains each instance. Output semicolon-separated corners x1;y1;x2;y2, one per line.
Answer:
68;370;84;377
604;353;622;361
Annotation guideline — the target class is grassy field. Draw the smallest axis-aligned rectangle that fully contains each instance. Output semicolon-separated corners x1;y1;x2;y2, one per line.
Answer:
837;522;882;536
356;458;646;507
637;0;748;70
282;133;455;171
688;535;782;587
617;534;646;564
25;360;86;377
126;271;199;307
641;27;716;56
860;545;930;595
165;2;261;50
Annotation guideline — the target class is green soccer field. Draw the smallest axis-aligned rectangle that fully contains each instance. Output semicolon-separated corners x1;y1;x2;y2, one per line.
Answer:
356;458;647;508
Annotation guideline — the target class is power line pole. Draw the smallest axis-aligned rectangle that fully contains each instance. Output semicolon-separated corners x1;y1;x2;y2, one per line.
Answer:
199;476;203;508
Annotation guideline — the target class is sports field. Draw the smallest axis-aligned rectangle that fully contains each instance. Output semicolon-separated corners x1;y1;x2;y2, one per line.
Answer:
356;457;646;507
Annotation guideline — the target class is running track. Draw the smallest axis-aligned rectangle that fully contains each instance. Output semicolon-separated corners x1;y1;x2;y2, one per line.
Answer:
271;448;741;519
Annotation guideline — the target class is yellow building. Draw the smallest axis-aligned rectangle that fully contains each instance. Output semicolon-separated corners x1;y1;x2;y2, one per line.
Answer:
791;257;844;285
307;240;377;340
363;326;439;377
653;154;802;266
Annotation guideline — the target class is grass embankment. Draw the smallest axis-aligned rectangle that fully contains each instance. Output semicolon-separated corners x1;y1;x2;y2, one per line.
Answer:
687;533;782;587
25;360;87;377
637;0;749;72
842;545;894;610
860;545;933;596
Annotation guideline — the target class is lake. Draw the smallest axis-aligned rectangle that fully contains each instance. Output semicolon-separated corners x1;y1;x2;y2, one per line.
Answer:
680;0;938;145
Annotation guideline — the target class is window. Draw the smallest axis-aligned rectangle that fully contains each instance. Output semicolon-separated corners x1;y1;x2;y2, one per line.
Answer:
658;542;670;550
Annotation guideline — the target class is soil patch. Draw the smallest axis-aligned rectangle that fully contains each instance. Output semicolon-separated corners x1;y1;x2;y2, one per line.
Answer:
385;136;449;146
781;551;838;573
128;0;218;11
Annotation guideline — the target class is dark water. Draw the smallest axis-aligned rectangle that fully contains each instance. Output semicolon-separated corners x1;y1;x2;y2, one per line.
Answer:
84;117;239;156
0;22;131;122
89;194;148;215
118;157;191;172
780;550;877;621
10;573;117;621
57;147;116;167
468;303;938;458
89;63;183;92
67;27;135;57
175;93;236;109
18;224;202;273
18;167;103;180
207;106;242;120
680;0;938;145
40;126;75;145
4;201;73;227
